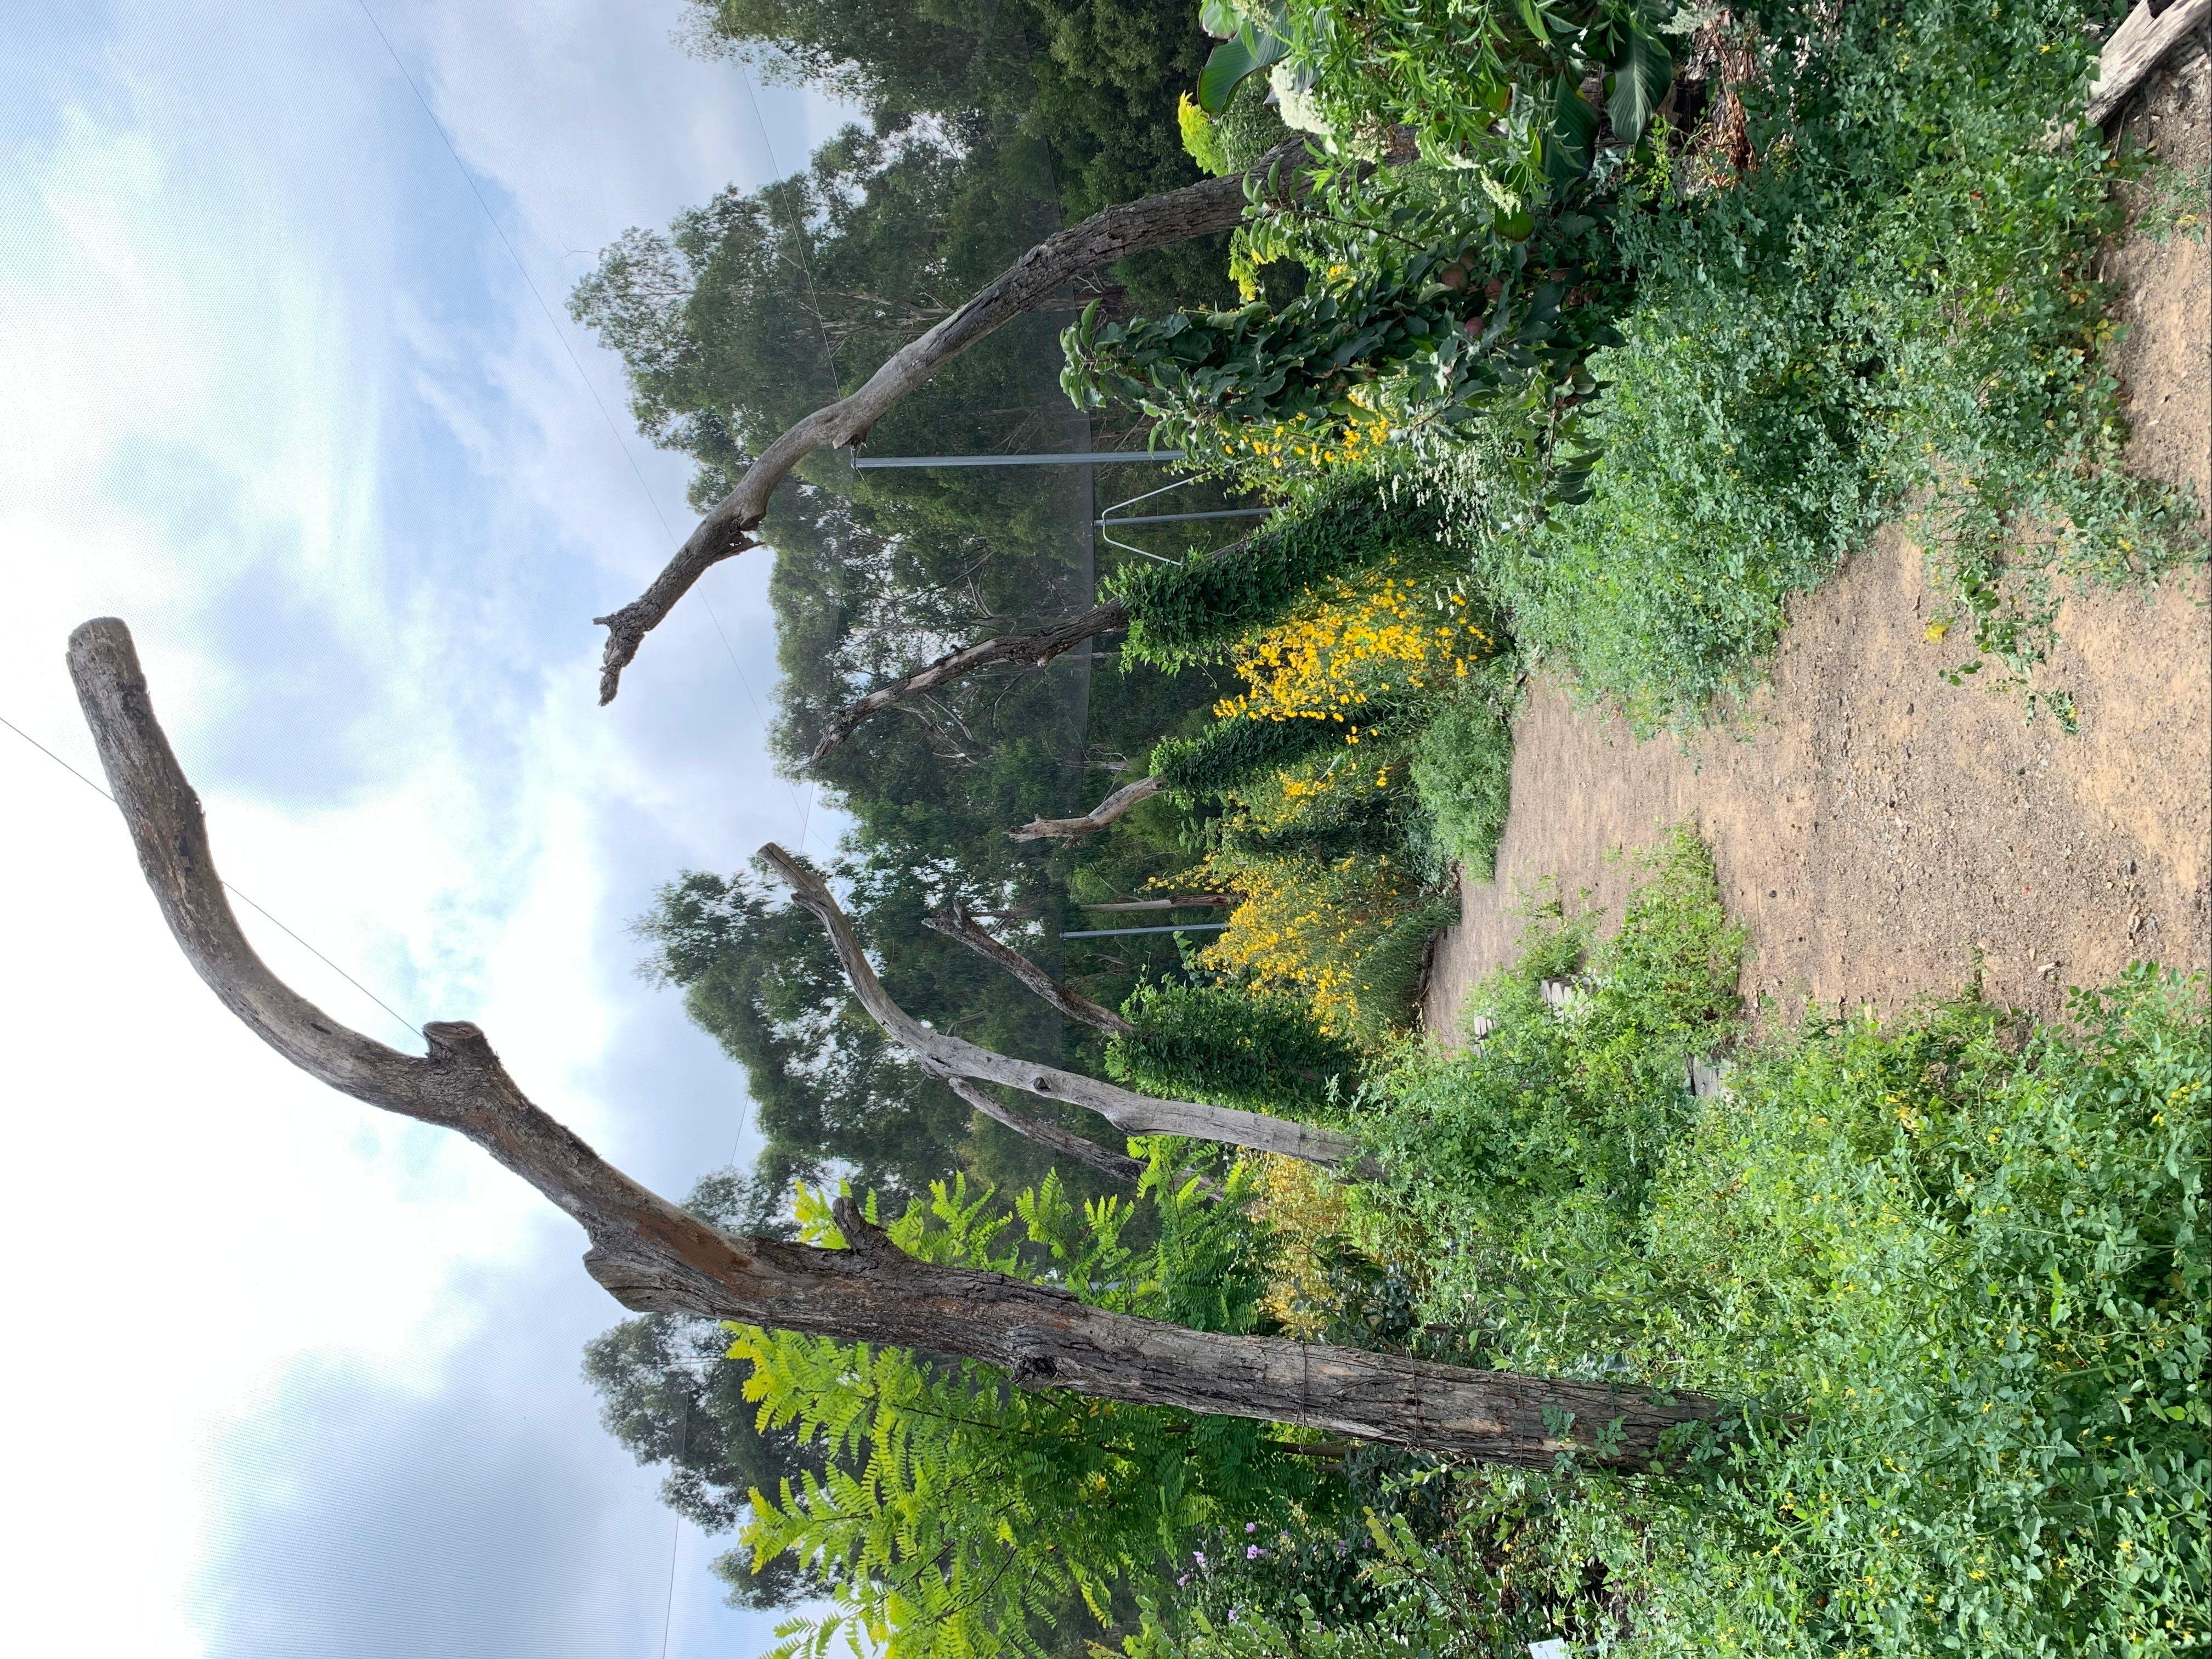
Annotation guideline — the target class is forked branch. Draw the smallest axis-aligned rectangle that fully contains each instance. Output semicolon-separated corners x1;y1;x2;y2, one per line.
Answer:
925;902;1134;1036
946;1078;1147;1188
595;142;1310;706
759;842;1355;1167
68;616;1720;1469
809;601;1131;765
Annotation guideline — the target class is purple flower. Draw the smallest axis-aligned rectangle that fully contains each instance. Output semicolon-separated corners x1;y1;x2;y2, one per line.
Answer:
1192;1550;1206;1567
1246;1545;1265;1559
1176;1575;1189;1588
1244;1522;1258;1534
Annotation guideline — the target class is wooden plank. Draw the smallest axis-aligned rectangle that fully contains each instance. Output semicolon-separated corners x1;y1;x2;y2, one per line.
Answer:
2088;0;2212;125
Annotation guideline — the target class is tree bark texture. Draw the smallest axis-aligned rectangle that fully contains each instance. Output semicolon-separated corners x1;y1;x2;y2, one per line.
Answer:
1010;774;1167;844
67;616;1720;1470
2087;0;2211;125
759;842;1355;1167
808;601;1130;765
924;902;1134;1035
593;141;1309;707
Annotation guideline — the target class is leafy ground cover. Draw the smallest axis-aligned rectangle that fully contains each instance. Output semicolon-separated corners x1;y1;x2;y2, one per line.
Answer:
699;830;2207;1658
1151;836;2210;1658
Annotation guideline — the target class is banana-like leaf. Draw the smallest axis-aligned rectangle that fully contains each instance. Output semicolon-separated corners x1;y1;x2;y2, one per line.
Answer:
1197;24;1289;114
1605;24;1673;144
1543;76;1599;184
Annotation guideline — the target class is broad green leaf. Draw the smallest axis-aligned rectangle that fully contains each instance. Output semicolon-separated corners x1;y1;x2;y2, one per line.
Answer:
1606;24;1674;144
1544;76;1599;184
1197;36;1259;114
1196;23;1289;114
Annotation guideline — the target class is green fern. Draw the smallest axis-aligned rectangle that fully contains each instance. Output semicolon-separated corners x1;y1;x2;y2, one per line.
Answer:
726;1159;1328;1659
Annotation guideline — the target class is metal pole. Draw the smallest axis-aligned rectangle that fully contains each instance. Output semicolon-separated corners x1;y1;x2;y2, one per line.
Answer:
1094;508;1268;527
1062;922;1229;939
852;450;1187;469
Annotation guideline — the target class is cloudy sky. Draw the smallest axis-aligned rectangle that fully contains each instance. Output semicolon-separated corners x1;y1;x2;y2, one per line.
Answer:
1;3;859;1654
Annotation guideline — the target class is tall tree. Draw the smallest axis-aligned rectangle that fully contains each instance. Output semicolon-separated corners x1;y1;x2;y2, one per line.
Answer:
69;617;1722;1477
678;0;1223;295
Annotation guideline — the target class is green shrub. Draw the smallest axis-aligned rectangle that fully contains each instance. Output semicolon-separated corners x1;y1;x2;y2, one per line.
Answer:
1212;71;1291;173
1481;298;1877;729
1062;209;1624;477
1178;75;1287;179
1444;0;2207;730
1355;874;2210;1655
737;1163;1333;1659
1366;825;1744;1261
1108;980;1363;1115
1152;696;1409;799
1408;693;1517;878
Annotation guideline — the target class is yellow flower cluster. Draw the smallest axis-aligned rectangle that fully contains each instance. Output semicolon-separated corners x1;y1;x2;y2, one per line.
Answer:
1220;404;1394;472
1214;573;1495;765
1247;1155;1351;1339
1183;843;1429;1036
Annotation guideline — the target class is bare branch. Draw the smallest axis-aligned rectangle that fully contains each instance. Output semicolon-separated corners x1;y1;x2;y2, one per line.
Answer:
70;617;1719;1468
593;140;1311;704
2087;0;2211;125
757;841;1356;1167
946;1078;1147;1187
811;601;1130;765
925;903;1134;1035
1010;775;1165;844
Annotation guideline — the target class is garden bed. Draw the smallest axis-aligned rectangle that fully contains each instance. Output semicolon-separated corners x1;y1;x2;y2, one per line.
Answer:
1423;43;2211;1040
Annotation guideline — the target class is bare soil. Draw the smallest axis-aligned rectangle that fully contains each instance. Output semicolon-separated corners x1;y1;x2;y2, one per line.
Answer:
1422;48;2211;1042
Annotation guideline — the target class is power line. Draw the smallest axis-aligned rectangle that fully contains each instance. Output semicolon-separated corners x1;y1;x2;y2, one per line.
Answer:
657;1401;686;1659
350;0;820;858
1;710;423;1041
730;64;835;866
350;0;669;541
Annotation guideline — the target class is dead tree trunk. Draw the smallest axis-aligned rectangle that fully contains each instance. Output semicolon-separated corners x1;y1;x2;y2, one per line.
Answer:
808;601;1130;766
924;902;1133;1035
1011;775;1166;844
925;908;1218;1194
760;843;1357;1169
594;142;1310;706
69;616;1720;1469
946;1078;1148;1188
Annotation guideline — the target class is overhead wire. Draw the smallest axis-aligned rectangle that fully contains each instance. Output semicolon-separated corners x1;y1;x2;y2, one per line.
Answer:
351;0;821;861
730;64;834;864
0;710;423;1043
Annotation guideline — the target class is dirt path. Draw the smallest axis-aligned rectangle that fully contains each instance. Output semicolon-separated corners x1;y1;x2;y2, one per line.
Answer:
1422;49;2210;1042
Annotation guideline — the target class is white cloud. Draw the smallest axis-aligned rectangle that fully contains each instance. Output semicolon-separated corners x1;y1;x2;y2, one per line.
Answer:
0;4;849;1654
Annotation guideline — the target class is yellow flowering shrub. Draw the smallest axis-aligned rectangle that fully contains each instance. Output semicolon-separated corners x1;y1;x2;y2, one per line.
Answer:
1219;403;1396;472
1152;569;1492;1038
1215;569;1498;734
1248;1154;1352;1338
1190;843;1442;1037
1175;752;1451;1039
